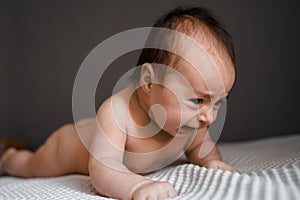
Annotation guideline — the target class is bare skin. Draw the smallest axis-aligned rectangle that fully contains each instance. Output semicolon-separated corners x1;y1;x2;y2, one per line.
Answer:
0;124;89;177
0;29;237;200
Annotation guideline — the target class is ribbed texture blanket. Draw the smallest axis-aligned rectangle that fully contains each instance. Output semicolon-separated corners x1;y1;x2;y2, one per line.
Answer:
1;134;299;200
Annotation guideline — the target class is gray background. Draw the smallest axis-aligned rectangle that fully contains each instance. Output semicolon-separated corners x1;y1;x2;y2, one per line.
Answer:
1;0;300;150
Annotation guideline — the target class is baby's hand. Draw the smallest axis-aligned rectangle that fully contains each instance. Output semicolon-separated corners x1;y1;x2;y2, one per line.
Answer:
132;181;178;200
203;160;237;172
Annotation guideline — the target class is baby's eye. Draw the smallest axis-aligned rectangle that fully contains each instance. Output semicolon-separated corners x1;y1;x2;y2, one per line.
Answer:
189;98;204;105
214;99;225;107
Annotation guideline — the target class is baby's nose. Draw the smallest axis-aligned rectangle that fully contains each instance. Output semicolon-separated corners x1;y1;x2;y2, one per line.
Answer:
197;107;213;126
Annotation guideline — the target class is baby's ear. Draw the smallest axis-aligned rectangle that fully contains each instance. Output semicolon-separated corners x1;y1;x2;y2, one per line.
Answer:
139;63;156;92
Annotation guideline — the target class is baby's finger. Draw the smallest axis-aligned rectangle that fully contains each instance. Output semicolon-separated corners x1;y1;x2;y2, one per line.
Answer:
167;188;178;198
158;182;177;199
221;162;237;172
158;189;176;200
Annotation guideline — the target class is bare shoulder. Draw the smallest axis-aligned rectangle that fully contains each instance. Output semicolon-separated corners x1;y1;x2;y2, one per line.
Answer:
96;96;114;121
88;85;137;154
96;84;134;132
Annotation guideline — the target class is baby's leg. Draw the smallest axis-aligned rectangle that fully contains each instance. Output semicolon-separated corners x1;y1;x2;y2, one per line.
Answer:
0;124;89;177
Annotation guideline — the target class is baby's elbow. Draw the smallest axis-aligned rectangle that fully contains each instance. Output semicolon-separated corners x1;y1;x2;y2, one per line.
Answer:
88;157;109;195
88;156;126;180
88;157;101;180
88;156;129;198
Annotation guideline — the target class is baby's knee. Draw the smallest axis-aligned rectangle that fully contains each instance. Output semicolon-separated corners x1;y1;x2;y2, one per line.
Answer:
1;147;17;163
1;148;33;176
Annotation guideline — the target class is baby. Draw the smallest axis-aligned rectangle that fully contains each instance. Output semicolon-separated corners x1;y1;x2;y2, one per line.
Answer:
0;6;236;200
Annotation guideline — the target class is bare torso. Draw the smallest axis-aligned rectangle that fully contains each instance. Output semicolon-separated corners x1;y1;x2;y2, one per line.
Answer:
64;84;194;175
66;122;192;175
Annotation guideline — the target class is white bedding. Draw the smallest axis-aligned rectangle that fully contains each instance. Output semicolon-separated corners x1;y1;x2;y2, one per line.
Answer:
1;134;300;200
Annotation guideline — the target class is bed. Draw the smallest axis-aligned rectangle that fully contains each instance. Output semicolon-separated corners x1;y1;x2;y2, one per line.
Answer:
1;134;299;200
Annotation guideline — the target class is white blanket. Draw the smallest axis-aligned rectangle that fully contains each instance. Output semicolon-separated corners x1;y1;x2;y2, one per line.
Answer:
1;134;300;200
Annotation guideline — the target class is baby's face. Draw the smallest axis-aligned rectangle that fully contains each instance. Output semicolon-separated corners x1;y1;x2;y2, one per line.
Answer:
150;55;235;137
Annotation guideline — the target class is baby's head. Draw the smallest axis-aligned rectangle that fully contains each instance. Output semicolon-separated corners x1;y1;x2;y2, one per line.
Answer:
134;6;235;82
133;7;236;136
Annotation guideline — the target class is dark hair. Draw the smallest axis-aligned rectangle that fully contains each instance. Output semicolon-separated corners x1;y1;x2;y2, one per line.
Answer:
133;6;235;82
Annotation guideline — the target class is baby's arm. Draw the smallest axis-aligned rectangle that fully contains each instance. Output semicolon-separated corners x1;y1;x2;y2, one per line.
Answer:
87;98;177;200
185;129;236;172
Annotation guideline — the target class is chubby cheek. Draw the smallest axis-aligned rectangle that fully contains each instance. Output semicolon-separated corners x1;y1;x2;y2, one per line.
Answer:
152;107;181;136
164;109;182;133
151;86;182;133
164;95;185;133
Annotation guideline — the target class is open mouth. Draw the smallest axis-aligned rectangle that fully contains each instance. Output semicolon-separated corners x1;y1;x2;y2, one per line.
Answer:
177;123;207;134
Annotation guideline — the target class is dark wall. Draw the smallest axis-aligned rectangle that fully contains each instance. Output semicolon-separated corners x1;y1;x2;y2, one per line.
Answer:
1;0;300;149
